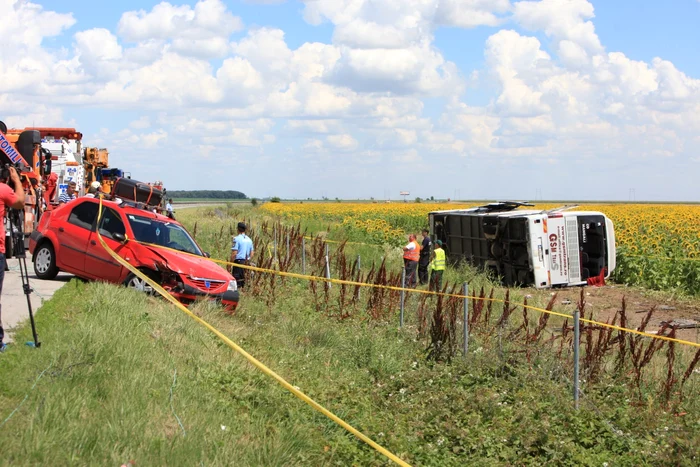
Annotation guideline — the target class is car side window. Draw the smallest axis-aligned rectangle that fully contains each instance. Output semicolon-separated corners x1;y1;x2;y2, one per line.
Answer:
68;202;98;230
98;208;126;240
168;228;189;246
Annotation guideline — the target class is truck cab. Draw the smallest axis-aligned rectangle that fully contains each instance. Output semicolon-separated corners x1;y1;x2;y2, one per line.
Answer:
429;202;616;288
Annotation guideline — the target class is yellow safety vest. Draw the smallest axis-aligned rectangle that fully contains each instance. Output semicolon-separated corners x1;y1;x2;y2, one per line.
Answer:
431;248;446;271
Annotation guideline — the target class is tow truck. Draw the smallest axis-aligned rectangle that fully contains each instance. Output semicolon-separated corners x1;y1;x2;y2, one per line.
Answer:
14;127;129;202
82;146;131;195
1;119;168;249
0;121;48;246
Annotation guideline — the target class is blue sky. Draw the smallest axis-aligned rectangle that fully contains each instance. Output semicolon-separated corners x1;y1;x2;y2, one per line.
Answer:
593;1;700;76
40;0;700;68
2;0;699;200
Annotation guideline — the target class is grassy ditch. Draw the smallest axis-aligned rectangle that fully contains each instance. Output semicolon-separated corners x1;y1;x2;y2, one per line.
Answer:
1;278;699;465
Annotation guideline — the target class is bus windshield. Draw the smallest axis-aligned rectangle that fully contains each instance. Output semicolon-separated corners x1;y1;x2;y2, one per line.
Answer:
126;214;203;256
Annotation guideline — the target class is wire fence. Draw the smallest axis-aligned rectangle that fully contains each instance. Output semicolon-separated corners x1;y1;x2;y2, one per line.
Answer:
181;218;700;409
193;220;700;350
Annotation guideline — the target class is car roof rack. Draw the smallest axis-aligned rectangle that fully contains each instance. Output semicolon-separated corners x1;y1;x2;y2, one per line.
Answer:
115;197;158;211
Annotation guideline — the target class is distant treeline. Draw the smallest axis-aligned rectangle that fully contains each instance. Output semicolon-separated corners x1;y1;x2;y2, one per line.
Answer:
166;190;247;199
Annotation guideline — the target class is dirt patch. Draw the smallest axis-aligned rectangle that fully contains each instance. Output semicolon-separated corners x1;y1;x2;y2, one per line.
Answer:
527;284;700;344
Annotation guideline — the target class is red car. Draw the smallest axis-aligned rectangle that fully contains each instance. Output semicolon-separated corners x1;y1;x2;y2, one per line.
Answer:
28;197;239;311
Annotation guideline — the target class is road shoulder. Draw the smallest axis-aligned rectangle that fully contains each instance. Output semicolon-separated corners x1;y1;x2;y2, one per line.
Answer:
1;253;72;344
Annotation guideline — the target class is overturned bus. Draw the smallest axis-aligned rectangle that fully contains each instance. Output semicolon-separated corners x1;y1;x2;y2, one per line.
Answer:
428;202;616;289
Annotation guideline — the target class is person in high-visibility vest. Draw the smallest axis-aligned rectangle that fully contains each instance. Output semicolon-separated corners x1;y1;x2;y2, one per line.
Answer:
429;239;446;291
402;234;421;288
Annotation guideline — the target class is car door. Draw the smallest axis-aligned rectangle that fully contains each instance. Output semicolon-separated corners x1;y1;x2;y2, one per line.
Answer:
85;206;127;283
56;201;98;274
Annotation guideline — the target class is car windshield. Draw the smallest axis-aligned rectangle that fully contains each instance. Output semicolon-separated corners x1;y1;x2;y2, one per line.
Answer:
126;214;203;256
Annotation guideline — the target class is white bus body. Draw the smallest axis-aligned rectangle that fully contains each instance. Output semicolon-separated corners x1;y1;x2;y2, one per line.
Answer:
428;203;616;288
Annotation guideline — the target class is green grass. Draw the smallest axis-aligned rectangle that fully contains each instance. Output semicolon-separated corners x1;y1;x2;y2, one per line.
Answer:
2;204;699;465
1;276;699;466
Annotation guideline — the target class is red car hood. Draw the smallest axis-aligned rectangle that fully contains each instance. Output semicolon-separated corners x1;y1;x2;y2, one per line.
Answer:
137;243;232;281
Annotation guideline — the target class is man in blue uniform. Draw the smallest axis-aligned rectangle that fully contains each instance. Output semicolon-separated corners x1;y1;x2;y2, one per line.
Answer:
230;222;254;288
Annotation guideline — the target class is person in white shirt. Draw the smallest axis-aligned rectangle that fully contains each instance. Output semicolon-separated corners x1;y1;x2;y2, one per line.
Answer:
165;199;175;220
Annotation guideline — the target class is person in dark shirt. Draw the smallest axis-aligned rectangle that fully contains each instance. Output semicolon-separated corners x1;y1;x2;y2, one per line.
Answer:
418;228;432;286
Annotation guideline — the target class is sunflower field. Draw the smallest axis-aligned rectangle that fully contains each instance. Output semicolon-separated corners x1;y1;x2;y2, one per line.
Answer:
261;202;480;245
261;201;700;294
597;204;700;294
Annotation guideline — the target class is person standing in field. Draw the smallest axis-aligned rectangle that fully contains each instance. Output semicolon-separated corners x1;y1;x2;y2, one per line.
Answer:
166;199;175;220
402;233;421;288
230;222;254;288
418;228;432;286
429;240;446;291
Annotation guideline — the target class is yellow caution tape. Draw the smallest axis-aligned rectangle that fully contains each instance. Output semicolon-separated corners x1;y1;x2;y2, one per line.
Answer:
131;237;700;350
95;198;411;467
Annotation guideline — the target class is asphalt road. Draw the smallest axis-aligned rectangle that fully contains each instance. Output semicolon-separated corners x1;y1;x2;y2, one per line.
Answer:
1;253;73;344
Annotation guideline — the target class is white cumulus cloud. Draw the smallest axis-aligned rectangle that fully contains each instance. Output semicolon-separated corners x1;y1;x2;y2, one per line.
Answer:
0;0;699;199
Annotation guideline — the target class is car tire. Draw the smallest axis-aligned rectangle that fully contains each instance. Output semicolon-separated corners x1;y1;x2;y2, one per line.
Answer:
123;269;160;295
33;242;59;280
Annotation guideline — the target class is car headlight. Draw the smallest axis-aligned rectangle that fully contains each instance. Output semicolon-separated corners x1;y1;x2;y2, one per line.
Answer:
227;280;238;292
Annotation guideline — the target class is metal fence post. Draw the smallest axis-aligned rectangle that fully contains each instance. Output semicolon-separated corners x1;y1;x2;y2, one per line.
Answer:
273;225;277;261
325;243;331;290
573;309;580;410
400;267;406;327
301;237;306;275
463;282;469;356
356;254;361;300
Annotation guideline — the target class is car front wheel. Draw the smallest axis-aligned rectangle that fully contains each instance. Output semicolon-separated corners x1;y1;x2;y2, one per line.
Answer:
33;242;59;280
123;270;160;295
